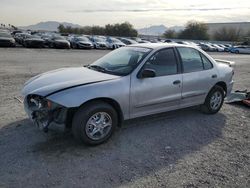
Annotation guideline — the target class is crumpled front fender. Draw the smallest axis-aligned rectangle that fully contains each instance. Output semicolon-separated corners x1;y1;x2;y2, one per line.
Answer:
46;77;130;120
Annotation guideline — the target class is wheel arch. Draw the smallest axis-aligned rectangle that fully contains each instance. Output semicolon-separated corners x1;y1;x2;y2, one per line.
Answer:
67;97;124;128
212;81;227;97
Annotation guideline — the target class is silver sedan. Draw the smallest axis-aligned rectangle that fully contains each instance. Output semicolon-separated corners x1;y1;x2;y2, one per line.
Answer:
22;43;234;145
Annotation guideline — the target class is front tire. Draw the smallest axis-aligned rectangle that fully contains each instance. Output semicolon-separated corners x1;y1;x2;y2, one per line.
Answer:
72;101;118;145
201;86;225;114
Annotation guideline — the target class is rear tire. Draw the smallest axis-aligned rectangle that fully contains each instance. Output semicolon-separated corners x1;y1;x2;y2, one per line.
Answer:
72;101;118;145
201;85;225;114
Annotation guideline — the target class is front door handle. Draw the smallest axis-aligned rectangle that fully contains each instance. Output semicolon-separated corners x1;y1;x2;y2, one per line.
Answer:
212;74;217;78
173;80;181;85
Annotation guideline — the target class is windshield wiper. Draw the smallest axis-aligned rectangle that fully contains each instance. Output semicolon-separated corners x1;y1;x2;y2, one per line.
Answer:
88;65;108;73
87;65;122;76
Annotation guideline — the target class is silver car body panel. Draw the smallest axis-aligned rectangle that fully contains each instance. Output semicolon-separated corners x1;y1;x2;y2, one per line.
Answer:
22;43;234;121
22;67;119;97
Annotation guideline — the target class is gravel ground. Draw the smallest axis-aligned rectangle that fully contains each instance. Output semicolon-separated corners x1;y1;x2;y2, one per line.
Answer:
0;48;249;188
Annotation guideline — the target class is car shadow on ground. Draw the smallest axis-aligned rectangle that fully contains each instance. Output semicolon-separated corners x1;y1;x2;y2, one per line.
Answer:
0;107;227;187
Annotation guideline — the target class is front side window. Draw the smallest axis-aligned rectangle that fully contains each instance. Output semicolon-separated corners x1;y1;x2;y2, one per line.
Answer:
143;48;178;77
177;47;204;73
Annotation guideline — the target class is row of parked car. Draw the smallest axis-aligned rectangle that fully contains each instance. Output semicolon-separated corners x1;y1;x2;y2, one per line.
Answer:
195;42;250;54
0;30;250;54
0;30;139;50
165;40;250;54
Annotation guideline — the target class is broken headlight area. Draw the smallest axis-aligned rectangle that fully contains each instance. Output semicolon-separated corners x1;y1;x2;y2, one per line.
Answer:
26;95;67;132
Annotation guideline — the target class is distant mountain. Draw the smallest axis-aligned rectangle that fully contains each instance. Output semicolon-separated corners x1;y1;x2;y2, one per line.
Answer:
137;25;184;36
19;21;82;31
137;25;167;35
138;22;250;36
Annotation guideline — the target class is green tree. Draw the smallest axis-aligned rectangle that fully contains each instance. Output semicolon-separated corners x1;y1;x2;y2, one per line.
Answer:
57;22;138;37
115;22;138;37
179;21;209;40
163;29;178;39
92;26;106;35
58;24;65;33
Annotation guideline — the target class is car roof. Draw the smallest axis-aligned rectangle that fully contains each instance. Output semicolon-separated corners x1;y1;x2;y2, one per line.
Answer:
129;43;196;50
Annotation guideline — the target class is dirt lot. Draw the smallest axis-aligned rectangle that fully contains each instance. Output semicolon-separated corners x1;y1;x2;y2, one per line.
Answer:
0;48;249;188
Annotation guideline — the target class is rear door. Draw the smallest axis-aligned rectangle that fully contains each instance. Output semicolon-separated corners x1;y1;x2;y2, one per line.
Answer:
130;48;182;118
176;47;218;108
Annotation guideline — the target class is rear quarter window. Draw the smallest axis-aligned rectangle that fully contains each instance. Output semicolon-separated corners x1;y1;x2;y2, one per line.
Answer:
200;53;213;70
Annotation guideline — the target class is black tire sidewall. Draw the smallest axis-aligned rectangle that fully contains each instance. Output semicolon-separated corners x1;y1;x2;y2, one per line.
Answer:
203;86;224;114
72;102;118;145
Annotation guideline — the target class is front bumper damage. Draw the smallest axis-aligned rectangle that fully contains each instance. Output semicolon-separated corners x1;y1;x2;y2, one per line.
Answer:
24;95;68;132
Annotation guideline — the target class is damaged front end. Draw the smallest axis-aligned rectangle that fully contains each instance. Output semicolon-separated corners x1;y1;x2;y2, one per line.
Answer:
24;94;68;132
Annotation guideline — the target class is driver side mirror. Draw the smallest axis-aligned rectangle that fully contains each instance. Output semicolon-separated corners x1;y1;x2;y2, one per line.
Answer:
139;69;156;78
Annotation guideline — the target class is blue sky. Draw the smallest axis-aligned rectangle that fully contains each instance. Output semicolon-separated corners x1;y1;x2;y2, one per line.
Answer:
1;0;250;28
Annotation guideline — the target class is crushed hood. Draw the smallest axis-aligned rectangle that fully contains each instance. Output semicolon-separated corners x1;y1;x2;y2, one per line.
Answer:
22;67;119;97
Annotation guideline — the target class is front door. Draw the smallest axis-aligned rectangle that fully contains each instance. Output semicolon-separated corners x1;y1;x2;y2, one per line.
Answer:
130;48;182;118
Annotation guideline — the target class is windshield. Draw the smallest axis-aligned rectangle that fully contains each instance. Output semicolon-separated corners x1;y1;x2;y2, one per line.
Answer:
124;38;137;44
89;47;151;76
0;32;11;38
95;37;105;42
110;38;121;43
53;36;65;40
26;35;40;39
76;37;89;41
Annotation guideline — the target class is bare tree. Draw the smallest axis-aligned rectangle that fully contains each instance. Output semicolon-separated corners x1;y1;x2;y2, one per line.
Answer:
213;27;242;41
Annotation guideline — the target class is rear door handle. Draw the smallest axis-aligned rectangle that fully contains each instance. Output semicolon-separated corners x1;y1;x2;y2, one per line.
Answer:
212;74;217;78
173;80;181;85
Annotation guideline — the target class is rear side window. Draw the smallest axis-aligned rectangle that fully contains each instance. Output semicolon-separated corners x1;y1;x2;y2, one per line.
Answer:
200;53;213;70
177;47;204;73
144;48;178;77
